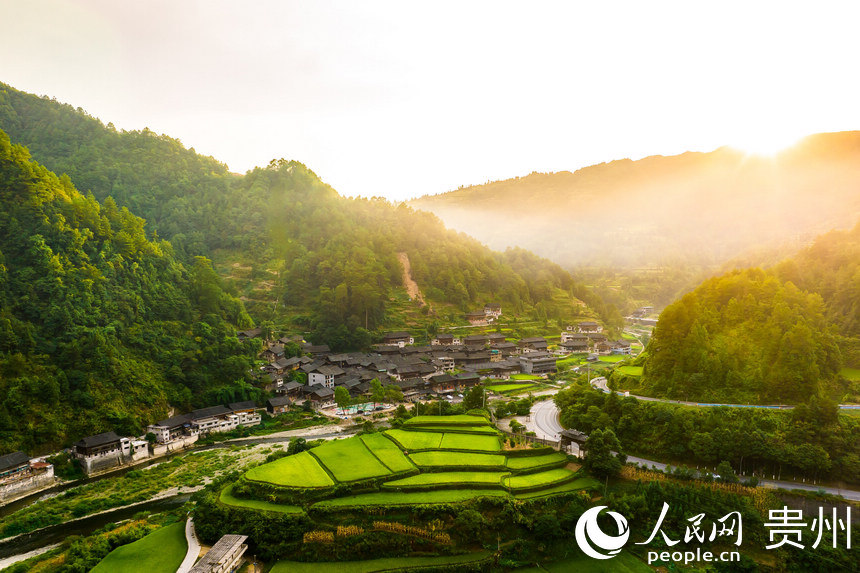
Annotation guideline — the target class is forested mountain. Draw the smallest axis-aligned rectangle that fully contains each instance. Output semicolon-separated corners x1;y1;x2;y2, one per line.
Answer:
0;82;619;349
410;135;860;268
634;221;860;404
0;129;259;453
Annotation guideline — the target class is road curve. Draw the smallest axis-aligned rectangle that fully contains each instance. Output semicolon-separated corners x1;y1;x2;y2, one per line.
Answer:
526;397;860;501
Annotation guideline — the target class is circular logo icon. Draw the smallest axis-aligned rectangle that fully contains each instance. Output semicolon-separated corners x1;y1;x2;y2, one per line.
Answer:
574;505;630;560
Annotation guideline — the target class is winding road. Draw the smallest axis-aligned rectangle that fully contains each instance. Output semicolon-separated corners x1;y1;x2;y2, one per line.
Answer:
525;396;860;501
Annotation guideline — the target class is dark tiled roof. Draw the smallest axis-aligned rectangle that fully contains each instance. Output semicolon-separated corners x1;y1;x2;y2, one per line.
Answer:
228;401;257;411
267;396;292;408
153;413;193;428
191;405;231;420
76;431;122;448
0;451;30;472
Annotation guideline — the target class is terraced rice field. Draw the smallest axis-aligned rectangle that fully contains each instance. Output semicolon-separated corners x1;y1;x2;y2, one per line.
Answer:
382;471;509;489
384;429;444;450
359;433;417;473
505;468;575;491
408;451;506;469
514;477;600;499
272;551;493;572
404;415;489;426
220;484;304;514
403;424;500;435
505;452;567;470
313;489;509;508
245;450;334;487
438;432;501;451
487;383;536;393
311;438;393;482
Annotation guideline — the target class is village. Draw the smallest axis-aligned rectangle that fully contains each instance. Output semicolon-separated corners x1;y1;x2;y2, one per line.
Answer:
0;304;633;502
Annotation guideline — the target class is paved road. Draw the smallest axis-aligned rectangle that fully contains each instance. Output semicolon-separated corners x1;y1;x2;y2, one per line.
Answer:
525;398;860;501
590;377;860;410
176;517;202;573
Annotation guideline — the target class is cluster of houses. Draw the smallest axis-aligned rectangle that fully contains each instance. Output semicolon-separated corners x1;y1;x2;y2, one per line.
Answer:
0;451;55;502
559;321;632;356
465;303;502;326
627;306;658;327
256;329;568;409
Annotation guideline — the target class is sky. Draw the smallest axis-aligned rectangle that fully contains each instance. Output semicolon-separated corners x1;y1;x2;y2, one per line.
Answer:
1;1;860;201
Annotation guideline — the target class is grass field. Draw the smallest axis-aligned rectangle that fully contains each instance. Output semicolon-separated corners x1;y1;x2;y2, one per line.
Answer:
505;452;567;470
311;438;393;482
313;489;508;508
598;354;629;363
245;450;334;487
505;468;575;490
514;477;600;499
359;433;417;473
616;365;644;376
438;433;501;452
511;373;543;380
271;551;493;572
488;383;536;393
516;551;650;572
841;367;860;381
382;471;509;488
403;415;489;426
219;484;303;514
402;424;500;435
91;522;187;573
384;429;444;450
557;356;585;367
408;451;506;469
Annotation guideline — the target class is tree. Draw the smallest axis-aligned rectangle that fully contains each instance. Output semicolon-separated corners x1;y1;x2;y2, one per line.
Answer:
583;428;626;478
462;385;486;411
715;460;739;483
370;378;385;408
334;386;351;413
286;437;307;455
383;384;403;405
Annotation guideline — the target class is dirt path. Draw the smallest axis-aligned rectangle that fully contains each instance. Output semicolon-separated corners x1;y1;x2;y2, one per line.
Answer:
397;252;425;305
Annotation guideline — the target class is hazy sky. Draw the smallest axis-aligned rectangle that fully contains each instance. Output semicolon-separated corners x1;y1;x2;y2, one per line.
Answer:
2;1;860;201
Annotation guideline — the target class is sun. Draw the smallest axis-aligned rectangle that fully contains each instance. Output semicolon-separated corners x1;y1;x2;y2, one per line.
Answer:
729;132;804;157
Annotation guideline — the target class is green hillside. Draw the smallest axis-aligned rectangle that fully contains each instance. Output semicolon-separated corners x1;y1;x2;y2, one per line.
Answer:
0;130;257;452
0;82;618;348
633;222;860;404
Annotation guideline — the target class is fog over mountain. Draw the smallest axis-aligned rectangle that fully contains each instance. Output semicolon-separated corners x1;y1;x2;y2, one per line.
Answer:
410;132;860;269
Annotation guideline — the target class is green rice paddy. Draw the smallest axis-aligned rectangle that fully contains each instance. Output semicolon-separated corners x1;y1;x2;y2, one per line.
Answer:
408;451;506;469
271;551;493;573
382;471;508;488
504;468;576;491
438;432;501;452
311;438;393;482
219;484;303;514
245;450;334;487
359;433;417;473
505;452;567;470
616;365;644;376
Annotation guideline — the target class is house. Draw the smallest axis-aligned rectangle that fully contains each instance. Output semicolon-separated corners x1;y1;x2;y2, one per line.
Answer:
519;352;557;375
189;534;248;573
261;344;285;363
465;311;488;326
595;340;612;355
561;331;588;343
266;396;292;415
383;331;414;347
0;452;31;481
390;378;429;400
587;332;608;345
560;338;588;353
487;333;506;344
237;327;263;341
280;381;303;398
489;359;521;378
463;334;488;348
228;401;261;426
517;337;548;352
491;342;518;357
429;373;458;395
432;333;460;345
577;321;602;333
484;303;502;318
147;413;194;444
610;340;632;355
308;365;345;388
0;452;55;501
309;386;335;405
74;432;148;474
303;344;332;357
455;372;481;390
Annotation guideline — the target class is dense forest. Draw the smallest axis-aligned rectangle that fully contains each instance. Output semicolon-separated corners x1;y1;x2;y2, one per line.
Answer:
632;222;860;404
410;133;860;269
0;82;619;349
556;384;860;483
0;129;260;453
